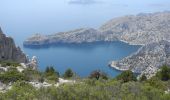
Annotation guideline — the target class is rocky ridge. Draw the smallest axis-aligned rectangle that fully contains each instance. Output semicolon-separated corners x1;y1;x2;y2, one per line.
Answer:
0;27;28;63
100;11;170;45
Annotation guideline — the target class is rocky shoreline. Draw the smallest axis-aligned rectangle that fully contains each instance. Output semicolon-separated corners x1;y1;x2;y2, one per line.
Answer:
109;40;170;78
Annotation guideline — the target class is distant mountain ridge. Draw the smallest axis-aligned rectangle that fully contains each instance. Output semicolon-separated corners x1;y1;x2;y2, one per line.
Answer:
24;28;109;47
100;11;170;45
24;11;170;47
0;28;27;63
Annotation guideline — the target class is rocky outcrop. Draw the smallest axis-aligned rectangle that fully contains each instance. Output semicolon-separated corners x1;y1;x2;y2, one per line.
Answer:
138;66;159;79
26;56;38;70
0;27;28;63
110;40;170;75
24;11;170;47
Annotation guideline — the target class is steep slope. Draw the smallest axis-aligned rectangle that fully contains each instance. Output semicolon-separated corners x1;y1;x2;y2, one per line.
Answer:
0;28;27;63
110;40;170;74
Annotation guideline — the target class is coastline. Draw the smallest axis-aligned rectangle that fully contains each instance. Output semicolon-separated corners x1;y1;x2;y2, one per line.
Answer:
23;39;143;49
24;39;143;73
108;61;129;71
118;39;144;46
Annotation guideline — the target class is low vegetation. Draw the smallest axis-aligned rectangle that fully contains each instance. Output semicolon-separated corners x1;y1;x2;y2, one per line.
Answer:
63;68;74;79
156;65;170;81
0;64;170;100
0;68;26;83
44;66;60;83
0;61;20;67
116;70;137;83
89;70;108;80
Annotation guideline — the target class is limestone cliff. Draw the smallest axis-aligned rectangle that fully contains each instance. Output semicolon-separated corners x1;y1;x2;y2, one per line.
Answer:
0;27;27;63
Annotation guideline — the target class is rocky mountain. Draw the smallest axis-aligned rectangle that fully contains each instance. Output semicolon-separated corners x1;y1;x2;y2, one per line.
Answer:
100;11;170;45
24;11;170;47
0;27;28;63
110;40;170;75
23;28;112;47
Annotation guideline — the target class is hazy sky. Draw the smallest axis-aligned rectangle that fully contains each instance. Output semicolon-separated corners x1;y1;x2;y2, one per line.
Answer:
0;0;170;45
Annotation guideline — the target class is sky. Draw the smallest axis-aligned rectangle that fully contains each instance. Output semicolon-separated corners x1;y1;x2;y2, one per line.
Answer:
0;0;170;45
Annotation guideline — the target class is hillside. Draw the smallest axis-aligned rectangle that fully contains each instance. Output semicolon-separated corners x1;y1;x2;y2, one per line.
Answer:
110;40;170;78
100;11;170;45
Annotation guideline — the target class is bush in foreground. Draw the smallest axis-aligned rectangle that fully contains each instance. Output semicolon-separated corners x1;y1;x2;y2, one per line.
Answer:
0;69;26;83
63;68;74;79
44;66;59;83
116;70;137;83
156;65;170;81
89;70;108;80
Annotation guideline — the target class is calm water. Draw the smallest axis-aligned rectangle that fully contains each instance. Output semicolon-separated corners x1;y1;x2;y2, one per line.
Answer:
0;0;169;77
24;42;140;77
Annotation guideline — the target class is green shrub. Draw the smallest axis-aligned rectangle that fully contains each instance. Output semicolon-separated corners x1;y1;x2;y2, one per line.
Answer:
63;68;74;79
89;70;108;80
2;81;37;100
45;66;59;77
44;66;59;82
116;70;137;83
139;74;147;82
22;68;42;82
145;77;166;90
0;69;26;83
156;65;170;81
0;61;20;67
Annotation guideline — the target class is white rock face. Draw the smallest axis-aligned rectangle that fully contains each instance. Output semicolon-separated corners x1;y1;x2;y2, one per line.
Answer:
26;56;38;70
165;89;170;94
29;78;75;89
29;81;52;89
0;82;12;93
0;66;8;72
138;66;159;79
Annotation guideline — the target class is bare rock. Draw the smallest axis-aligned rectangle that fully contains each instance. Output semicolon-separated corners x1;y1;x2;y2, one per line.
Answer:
110;40;170;75
0;27;28;63
26;56;38;70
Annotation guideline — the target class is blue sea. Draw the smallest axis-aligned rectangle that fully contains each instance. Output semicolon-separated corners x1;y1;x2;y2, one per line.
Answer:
24;42;140;77
0;0;169;77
